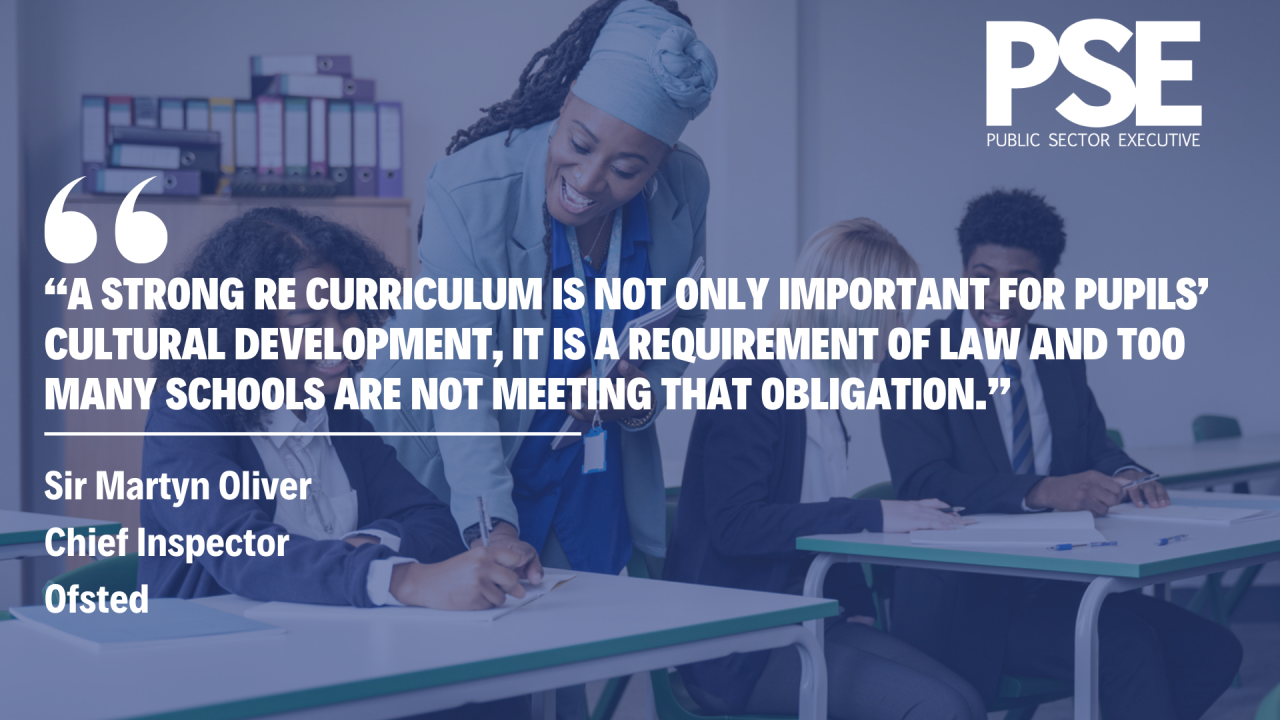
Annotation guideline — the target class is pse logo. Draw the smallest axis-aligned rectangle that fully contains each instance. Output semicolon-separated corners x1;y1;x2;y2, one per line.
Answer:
45;176;168;264
987;20;1201;128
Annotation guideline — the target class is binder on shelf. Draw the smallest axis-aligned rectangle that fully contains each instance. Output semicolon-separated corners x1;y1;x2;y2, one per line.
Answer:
309;98;327;178
234;100;258;175
133;97;158;128
109;126;221;147
185;98;209;131
377;101;402;197
251;54;352;77
251;74;375;103
327;100;353;195
81;95;107;178
93;168;201;196
110;142;219;173
107;96;132;128
284;97;309;177
159;98;185;130
209;98;235;176
352;101;377;197
257;96;285;176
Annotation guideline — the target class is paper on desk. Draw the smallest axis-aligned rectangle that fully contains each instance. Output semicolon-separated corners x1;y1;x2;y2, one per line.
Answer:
9;598;284;652
244;571;576;623
910;511;1105;546
1107;504;1279;525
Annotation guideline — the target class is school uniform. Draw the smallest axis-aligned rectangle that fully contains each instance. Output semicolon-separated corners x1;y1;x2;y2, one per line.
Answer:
139;402;465;605
665;357;984;720
879;309;1242;719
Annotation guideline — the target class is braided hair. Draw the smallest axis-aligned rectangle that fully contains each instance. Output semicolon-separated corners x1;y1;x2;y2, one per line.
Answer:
444;0;691;312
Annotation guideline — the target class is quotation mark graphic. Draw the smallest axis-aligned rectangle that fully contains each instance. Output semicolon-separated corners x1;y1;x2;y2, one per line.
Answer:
987;377;1011;395
44;176;168;264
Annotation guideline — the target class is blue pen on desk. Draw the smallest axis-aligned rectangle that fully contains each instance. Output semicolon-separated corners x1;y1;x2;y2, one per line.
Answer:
1048;541;1118;551
477;496;492;548
1156;534;1189;546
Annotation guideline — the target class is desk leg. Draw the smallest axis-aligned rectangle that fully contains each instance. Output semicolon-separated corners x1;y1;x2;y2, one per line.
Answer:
802;553;838;653
794;624;828;720
532;689;556;720
1074;576;1119;720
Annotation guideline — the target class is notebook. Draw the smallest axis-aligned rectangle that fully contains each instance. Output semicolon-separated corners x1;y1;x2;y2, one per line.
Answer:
9;598;284;652
910;510;1105;546
244;572;576;624
1106;504;1279;525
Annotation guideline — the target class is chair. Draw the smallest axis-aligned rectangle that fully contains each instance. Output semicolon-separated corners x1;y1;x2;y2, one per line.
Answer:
1258;681;1280;720
43;554;139;597
1106;428;1125;449
1188;416;1260;635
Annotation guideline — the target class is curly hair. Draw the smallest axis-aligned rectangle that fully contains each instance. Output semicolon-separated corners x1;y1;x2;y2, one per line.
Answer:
153;206;400;430
442;0;691;311
957;188;1067;275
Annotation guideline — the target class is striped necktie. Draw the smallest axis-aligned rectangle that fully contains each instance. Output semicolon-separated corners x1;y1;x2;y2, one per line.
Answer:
1003;359;1035;474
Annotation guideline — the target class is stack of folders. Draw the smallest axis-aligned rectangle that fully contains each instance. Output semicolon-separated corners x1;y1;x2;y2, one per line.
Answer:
80;53;404;198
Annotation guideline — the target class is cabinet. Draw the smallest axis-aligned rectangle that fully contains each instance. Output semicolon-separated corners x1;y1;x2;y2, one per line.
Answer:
57;196;414;563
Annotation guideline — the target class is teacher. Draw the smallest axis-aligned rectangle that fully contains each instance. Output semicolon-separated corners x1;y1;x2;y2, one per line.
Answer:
368;0;714;582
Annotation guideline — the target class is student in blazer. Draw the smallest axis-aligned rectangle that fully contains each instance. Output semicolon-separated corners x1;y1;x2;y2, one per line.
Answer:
665;220;984;720
879;189;1241;720
367;0;713;575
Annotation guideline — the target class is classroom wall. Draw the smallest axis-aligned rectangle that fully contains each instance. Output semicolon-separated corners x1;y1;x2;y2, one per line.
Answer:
0;0;24;610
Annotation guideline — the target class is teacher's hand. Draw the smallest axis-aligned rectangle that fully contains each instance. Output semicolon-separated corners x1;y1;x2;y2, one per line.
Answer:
567;361;652;423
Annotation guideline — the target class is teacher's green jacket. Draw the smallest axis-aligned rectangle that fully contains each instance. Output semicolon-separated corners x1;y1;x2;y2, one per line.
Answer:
364;120;708;558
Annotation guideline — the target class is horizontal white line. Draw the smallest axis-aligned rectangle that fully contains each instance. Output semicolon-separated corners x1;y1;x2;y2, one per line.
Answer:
45;432;580;437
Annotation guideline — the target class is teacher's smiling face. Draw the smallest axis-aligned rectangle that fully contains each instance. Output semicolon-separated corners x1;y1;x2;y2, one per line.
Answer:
544;91;673;227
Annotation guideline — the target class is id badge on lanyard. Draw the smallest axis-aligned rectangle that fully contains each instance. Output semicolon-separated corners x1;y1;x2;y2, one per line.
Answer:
566;212;623;476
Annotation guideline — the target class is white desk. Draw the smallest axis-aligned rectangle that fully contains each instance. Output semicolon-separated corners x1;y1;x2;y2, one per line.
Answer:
798;491;1280;720
1126;433;1280;489
1;570;834;720
0;509;122;561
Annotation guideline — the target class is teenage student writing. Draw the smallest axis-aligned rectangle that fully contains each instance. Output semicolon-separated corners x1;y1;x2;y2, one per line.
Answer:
878;189;1242;719
140;207;543;612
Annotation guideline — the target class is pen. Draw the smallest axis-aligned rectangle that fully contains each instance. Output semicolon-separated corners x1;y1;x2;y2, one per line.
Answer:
477;496;492;548
1048;541;1118;551
941;506;965;515
1156;533;1189;546
1121;472;1162;491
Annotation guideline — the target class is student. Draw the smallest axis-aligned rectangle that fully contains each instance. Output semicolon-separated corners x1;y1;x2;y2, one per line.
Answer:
664;219;986;720
141;207;543;613
367;0;712;588
879;189;1242;719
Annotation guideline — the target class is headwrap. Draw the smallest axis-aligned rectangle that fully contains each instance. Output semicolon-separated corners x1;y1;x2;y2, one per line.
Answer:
573;0;718;145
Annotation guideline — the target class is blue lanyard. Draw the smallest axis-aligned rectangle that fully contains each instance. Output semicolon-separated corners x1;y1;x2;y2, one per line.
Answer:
565;211;623;378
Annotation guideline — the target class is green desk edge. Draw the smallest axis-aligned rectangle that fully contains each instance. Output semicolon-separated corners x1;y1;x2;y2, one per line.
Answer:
125;600;838;720
0;521;123;546
796;536;1280;579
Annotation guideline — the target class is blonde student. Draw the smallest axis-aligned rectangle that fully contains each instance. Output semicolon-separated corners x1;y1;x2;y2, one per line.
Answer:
664;219;986;720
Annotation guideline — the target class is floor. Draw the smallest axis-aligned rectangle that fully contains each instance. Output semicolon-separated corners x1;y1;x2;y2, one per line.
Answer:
591;621;1280;720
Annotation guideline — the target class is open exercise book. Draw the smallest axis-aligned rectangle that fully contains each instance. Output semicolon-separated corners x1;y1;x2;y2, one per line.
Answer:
9;598;284;652
244;572;576;624
910;511;1105;546
1107;504;1279;525
551;256;706;451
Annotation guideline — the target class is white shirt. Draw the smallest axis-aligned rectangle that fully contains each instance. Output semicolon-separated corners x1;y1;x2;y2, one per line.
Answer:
250;407;411;606
961;311;1053;476
780;358;861;503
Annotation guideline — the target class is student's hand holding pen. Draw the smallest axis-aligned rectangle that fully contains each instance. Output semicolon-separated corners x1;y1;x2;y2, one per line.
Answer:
388;547;531;610
469;521;545;584
1115;468;1170;508
880;499;971;533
